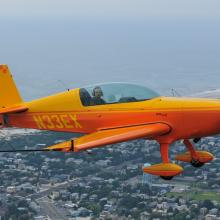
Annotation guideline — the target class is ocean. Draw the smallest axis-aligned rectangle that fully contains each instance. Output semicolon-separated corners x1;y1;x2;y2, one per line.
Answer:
0;17;219;100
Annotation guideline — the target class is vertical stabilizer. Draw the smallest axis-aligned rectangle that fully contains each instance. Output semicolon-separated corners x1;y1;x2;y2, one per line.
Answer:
0;65;23;108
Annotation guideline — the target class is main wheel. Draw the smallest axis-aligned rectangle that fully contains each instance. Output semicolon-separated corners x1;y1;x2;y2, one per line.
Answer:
160;176;174;180
191;159;204;168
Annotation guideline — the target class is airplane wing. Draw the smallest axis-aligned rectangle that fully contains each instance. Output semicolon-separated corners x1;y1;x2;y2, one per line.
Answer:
0;105;28;114
45;123;171;152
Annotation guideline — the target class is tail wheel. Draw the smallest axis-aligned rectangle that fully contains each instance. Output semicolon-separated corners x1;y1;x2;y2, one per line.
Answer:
191;159;204;168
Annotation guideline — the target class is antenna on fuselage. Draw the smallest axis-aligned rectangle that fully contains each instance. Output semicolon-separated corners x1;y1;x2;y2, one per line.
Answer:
171;88;181;97
57;80;70;92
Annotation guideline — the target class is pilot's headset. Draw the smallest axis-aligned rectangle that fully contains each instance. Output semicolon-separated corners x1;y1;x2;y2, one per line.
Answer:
92;86;103;97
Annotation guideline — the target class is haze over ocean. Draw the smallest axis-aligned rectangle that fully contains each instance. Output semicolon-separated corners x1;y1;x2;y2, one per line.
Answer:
0;5;220;100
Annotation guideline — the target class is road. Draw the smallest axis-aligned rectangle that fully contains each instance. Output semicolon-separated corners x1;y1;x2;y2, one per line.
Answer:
28;178;80;220
37;196;69;220
27;178;79;200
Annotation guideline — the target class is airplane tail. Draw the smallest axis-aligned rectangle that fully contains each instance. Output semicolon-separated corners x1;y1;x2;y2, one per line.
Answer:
0;65;23;108
0;65;27;123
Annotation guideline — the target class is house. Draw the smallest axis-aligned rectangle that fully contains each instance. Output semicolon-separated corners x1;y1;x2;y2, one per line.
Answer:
89;194;98;202
205;214;217;220
70;192;79;201
104;204;113;212
64;202;78;209
140;211;150;220
34;216;49;220
6;186;16;193
50;191;60;200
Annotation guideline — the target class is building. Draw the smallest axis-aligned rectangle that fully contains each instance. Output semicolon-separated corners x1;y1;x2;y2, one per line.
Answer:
142;163;156;187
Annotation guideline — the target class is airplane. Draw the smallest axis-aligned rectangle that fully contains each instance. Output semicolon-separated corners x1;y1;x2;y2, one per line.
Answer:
0;64;219;180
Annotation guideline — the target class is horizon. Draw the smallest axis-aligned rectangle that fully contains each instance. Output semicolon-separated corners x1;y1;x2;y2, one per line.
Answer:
0;1;219;100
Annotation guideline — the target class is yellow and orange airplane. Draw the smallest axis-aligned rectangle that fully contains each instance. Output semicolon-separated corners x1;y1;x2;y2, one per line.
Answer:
0;64;218;180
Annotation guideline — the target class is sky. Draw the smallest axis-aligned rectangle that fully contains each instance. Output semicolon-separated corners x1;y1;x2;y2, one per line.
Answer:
0;1;220;100
0;0;220;19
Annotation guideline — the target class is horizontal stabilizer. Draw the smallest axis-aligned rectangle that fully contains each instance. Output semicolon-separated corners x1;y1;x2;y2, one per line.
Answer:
0;105;28;114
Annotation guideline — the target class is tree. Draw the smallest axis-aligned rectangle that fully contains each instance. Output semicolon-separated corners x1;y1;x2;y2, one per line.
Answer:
87;203;101;216
202;200;214;210
18;200;28;208
174;212;188;220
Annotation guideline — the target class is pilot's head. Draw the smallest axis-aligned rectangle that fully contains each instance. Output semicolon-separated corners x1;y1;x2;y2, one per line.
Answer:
92;86;103;98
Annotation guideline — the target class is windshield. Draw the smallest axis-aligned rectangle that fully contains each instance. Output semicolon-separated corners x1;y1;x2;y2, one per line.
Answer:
79;83;160;106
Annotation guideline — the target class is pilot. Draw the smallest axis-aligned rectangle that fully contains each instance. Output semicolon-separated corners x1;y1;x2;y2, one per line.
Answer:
90;86;106;105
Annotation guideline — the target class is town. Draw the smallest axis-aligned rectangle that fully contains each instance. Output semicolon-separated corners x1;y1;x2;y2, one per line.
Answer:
0;128;220;220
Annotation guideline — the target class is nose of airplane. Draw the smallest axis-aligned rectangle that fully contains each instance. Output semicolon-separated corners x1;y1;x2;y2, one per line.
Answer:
182;97;220;137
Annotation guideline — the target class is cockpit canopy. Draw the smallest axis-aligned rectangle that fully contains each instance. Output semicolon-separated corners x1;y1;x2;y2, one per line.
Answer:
79;83;160;106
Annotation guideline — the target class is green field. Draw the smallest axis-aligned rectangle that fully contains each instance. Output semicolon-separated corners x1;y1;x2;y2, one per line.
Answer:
166;191;220;203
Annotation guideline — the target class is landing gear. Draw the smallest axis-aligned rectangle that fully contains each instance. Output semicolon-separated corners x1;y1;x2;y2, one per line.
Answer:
143;142;183;180
184;139;213;167
183;139;199;161
160;176;174;181
193;138;201;143
191;159;204;168
175;139;214;167
159;143;183;180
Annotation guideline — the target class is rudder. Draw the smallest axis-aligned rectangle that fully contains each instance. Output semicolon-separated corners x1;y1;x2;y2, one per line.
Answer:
0;65;23;108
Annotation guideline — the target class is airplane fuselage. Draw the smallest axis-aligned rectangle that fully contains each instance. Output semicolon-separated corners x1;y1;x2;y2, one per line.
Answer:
3;88;220;145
